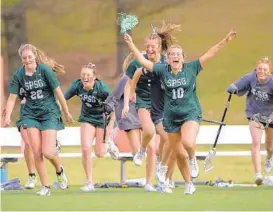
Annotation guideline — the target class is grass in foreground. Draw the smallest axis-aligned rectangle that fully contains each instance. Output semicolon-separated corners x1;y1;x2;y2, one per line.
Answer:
1;186;273;211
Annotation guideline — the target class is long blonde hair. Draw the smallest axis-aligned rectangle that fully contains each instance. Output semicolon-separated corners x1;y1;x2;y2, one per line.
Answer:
122;21;180;73
122;52;134;73
147;21;181;54
18;44;65;74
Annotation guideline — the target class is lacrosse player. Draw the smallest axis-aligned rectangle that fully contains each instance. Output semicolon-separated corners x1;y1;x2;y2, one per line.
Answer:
4;44;72;195
124;22;184;193
227;57;273;185
124;29;236;195
64;63;117;192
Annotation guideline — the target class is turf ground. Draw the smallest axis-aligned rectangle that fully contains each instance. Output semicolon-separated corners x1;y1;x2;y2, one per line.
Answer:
1;0;273;210
1;145;273;211
2;186;273;211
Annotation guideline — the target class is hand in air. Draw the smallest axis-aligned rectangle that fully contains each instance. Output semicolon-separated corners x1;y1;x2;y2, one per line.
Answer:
226;29;237;41
124;33;133;45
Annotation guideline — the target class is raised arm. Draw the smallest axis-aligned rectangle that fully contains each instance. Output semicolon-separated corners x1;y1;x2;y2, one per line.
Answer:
124;33;154;72
200;29;236;67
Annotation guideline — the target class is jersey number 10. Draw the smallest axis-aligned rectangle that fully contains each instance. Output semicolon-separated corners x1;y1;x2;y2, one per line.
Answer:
172;88;184;99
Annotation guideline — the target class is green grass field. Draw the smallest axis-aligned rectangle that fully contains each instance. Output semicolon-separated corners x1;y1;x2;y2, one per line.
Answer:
1;0;273;211
1;146;273;211
2;145;267;184
2;186;273;211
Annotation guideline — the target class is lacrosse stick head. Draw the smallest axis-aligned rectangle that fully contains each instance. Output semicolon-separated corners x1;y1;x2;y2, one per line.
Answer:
117;13;139;34
204;148;216;172
251;113;269;130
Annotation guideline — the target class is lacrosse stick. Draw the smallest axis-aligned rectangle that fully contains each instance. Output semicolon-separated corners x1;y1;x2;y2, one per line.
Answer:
117;12;139;34
102;112;108;143
204;93;232;172
202;118;226;126
251;113;270;130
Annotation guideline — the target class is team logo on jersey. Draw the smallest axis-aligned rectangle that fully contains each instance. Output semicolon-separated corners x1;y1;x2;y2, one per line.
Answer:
166;78;186;87
251;88;269;101
79;94;97;103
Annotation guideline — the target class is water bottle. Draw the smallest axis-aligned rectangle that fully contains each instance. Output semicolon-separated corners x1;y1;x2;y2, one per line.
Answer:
0;165;7;184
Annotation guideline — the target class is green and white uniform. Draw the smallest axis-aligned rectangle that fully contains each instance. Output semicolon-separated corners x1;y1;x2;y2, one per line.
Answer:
9;64;64;131
153;59;203;132
126;55;152;110
65;79;110;128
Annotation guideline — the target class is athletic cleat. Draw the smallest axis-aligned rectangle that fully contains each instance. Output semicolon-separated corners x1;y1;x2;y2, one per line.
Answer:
133;147;146;166
107;139;119;160
189;157;199;178
156;163;168;184
25;175;37;189
264;157;273;173
156;183;173;193
184;182;196;195
57;166;68;190
36;186;51;196
254;173;263;185
80;181;96;192
144;183;156;192
166;179;175;189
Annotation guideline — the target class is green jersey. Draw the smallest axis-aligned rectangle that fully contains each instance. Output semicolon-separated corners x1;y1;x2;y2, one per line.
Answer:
126;55;152;109
153;59;203;130
65;79;110;127
9;64;62;121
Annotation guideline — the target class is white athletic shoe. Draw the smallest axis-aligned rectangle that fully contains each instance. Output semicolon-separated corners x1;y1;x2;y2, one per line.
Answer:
184;182;196;195
133;147;146;166
255;173;263;185
107;139;119;160
25;175;37;189
80;181;96;192
156;183;173;193
264;157;273;173
36;186;51;196
189;157;199;178
166;179;175;189
57;166;68;190
156;163;168;184
144;183;156;192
